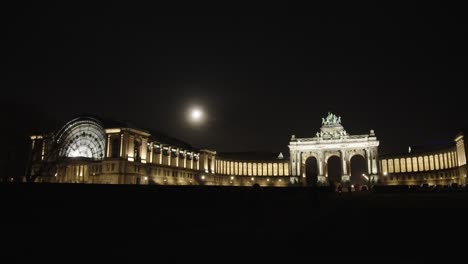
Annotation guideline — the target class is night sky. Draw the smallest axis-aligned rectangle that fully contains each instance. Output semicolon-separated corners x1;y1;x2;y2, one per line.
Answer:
3;2;467;172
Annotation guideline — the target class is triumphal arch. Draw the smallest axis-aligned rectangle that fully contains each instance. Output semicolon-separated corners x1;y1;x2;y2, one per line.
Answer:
288;112;380;186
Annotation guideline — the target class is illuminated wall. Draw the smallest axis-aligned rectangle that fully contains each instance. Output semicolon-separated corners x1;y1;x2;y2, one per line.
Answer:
30;116;291;186
379;133;467;186
28;115;466;187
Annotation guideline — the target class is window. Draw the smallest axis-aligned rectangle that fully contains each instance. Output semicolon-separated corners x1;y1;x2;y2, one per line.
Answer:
400;158;406;173
111;137;120;158
423;156;429;171
412;157;418;172
382;160;388;174
406;158;412;172
134;139;141;162
388;159;394;173
394;159;400;173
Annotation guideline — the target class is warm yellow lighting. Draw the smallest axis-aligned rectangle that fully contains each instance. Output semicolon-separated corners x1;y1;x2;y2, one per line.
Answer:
230;176;234;180
383;172;388;176
105;128;121;134
251;177;254;181
144;176;148;181
201;175;205;180
267;178;270;182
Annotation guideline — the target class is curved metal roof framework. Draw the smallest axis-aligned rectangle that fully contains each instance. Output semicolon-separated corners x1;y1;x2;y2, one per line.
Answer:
56;117;106;160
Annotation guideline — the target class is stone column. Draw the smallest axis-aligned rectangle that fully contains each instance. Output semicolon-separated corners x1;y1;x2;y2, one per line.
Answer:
371;147;379;184
366;149;371;175
191;153;194;169
317;152;327;185
120;133;124;158
168;147;172;166
141;138;148;163
341;150;350;183
211;155;215;174
296;151;301;176
158;146;163;165
106;134;111;158
289;150;295;176
149;143;153;164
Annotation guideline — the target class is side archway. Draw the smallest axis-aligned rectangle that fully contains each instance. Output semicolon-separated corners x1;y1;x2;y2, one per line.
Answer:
350;154;367;188
305;156;319;186
326;155;341;187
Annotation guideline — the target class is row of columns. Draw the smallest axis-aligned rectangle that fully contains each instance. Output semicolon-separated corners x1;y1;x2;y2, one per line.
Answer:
104;131;216;173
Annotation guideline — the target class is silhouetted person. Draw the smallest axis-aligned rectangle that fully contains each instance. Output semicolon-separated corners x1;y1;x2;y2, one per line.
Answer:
337;184;342;195
348;185;352;194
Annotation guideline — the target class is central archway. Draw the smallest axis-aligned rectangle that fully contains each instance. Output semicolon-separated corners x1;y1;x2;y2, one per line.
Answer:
327;156;341;187
305;156;319;187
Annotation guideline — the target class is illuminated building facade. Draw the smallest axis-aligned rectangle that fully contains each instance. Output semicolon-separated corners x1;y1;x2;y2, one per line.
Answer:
28;114;467;187
28;116;290;186
379;133;467;186
289;112;379;186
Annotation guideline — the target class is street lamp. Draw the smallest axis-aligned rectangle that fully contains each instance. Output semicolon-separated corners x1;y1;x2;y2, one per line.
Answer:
362;173;369;181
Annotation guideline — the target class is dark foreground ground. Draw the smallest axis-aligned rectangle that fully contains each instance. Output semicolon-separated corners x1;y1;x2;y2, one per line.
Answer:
1;183;468;262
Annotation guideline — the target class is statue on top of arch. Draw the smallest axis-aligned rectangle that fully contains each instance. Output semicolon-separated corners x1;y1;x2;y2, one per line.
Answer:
321;112;341;126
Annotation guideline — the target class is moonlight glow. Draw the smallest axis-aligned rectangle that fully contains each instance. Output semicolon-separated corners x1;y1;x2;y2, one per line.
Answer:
190;108;203;121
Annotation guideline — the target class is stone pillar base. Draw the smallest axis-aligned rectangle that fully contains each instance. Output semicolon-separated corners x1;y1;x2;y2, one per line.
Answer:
341;175;350;183
370;175;379;184
317;176;328;186
289;177;300;186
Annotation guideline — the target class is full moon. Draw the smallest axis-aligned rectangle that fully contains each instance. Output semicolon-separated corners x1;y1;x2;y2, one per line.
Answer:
190;108;203;121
